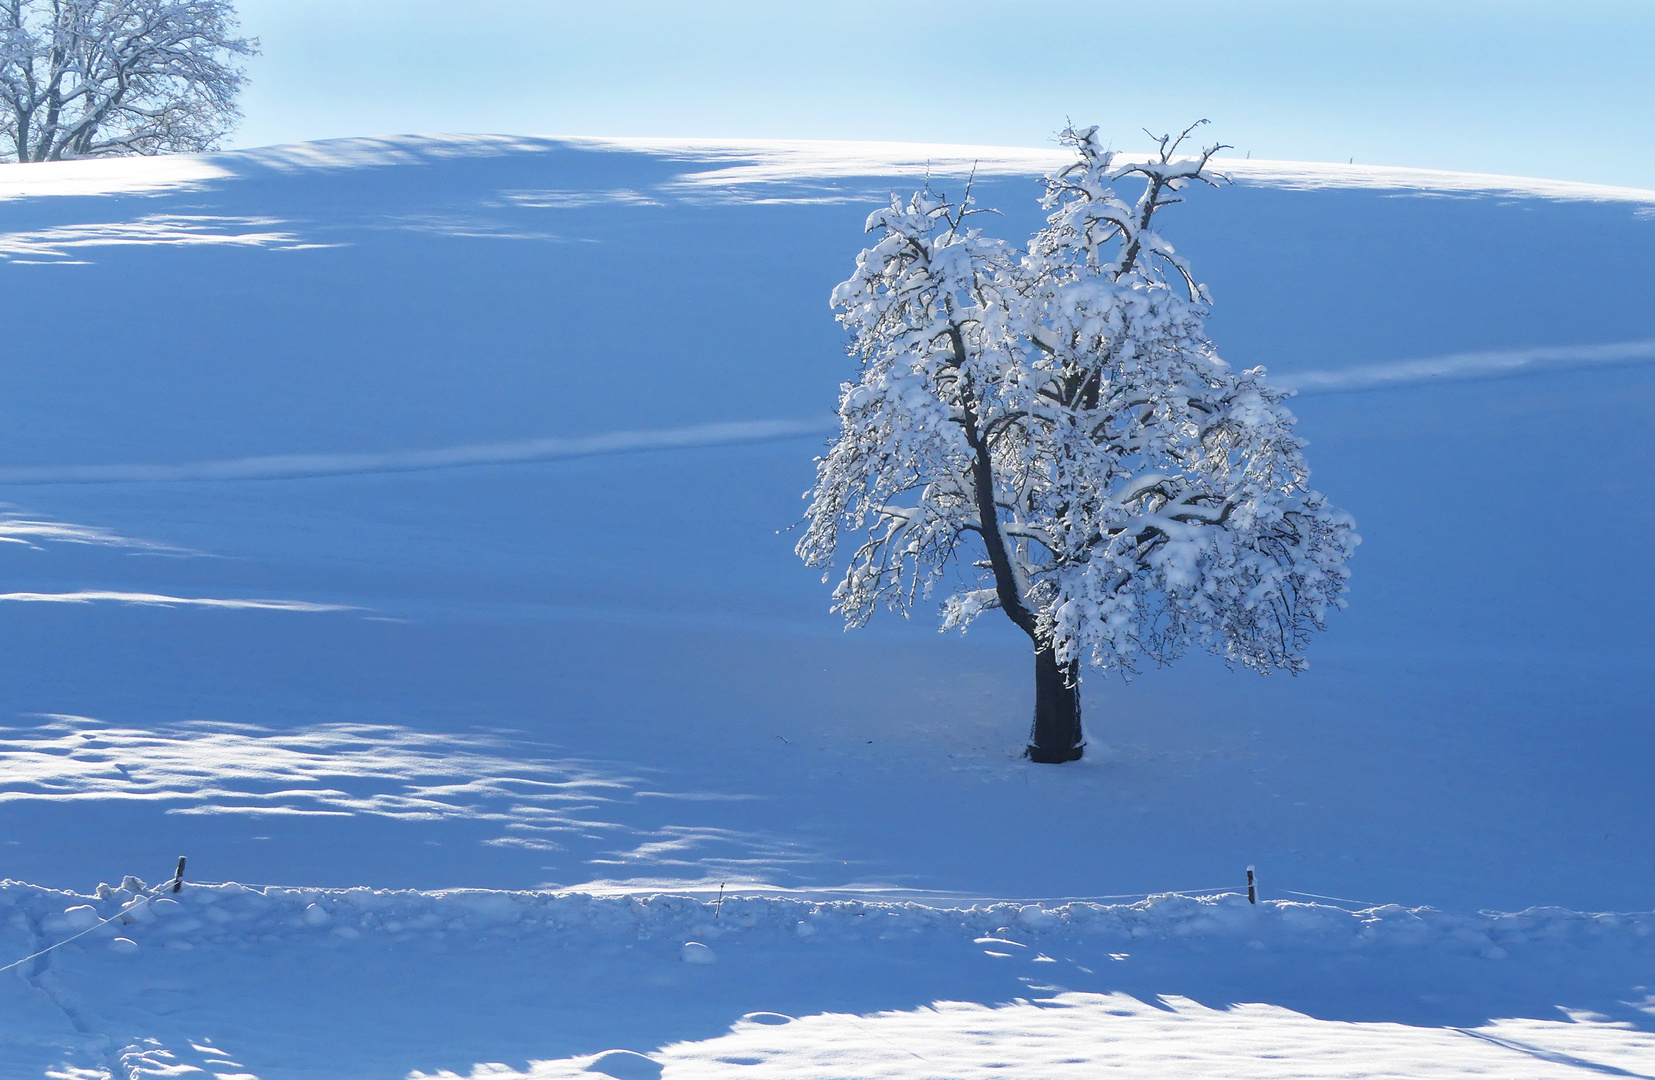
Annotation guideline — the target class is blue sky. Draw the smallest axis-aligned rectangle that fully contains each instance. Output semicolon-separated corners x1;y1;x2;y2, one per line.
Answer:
229;1;1653;188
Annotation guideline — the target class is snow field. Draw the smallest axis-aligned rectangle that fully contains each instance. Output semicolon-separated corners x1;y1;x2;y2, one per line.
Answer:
0;134;1651;910
2;133;1654;1076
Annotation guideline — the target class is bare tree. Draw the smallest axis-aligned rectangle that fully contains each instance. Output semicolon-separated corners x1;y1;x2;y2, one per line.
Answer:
0;0;256;162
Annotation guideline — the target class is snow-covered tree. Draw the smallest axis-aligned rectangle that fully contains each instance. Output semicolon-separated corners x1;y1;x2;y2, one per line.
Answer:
798;123;1358;763
0;0;256;162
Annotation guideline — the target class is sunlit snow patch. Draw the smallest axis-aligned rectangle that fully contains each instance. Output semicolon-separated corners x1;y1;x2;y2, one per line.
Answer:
0;716;815;881
0;154;230;201
490;188;662;210
563;135;1655;209
0;508;192;553
452;992;1655;1080
0;214;321;264
1215;155;1655;206
0;590;352;610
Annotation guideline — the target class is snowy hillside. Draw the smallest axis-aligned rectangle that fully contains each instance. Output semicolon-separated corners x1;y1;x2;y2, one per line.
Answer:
1;135;1653;1078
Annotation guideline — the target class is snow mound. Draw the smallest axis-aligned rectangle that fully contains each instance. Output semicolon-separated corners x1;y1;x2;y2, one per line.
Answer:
4;881;1651;963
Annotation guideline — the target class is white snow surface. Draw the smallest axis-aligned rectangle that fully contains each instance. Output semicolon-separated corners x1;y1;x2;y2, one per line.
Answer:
1;133;1653;1076
4;881;1654;1079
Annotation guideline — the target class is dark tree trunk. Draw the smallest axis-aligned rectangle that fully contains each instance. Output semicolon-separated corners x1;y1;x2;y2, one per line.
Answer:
940;324;1085;764
1026;644;1084;763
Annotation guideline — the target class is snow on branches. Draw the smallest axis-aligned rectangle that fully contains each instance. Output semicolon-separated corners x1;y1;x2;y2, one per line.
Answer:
799;123;1358;681
0;0;257;162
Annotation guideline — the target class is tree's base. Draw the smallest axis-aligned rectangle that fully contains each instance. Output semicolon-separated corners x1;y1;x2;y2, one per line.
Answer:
1027;645;1084;764
1024;742;1084;764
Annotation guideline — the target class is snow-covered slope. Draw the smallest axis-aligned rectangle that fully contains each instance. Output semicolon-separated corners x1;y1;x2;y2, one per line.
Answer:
1;135;1653;1078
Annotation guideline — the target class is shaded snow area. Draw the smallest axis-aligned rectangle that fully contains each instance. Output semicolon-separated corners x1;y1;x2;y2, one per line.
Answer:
1;135;1653;1076
5;882;1655;1079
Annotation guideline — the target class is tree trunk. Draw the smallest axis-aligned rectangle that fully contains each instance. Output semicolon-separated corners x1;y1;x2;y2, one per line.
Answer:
1026;644;1084;763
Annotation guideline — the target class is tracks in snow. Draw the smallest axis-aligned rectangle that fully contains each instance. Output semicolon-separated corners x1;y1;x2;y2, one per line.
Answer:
0;341;1652;488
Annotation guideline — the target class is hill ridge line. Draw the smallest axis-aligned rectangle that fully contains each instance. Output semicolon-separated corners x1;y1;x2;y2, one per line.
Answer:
3;134;1653;205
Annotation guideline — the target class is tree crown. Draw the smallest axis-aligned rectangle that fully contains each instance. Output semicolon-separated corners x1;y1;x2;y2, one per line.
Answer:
799;123;1358;676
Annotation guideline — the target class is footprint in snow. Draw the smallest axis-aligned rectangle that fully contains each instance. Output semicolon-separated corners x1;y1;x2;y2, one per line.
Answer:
680;941;716;964
585;1049;662;1080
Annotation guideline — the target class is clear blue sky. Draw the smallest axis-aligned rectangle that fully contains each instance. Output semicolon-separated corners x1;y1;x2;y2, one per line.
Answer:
228;0;1655;189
